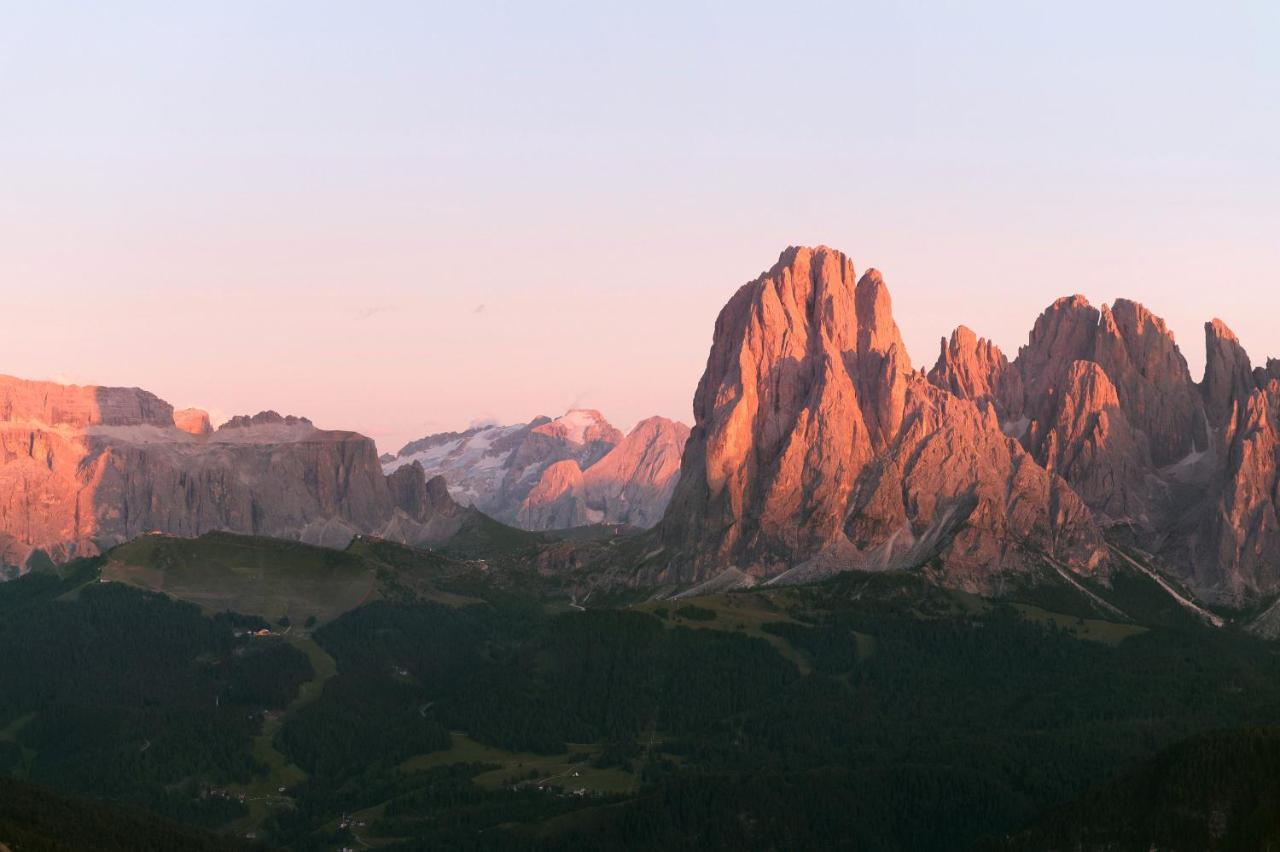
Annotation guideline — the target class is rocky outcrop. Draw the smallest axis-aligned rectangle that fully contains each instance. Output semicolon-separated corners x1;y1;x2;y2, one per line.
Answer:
935;296;1206;542
1197;387;1280;600
174;408;213;436
517;459;587;530
529;409;623;466
1010;297;1204;469
0;375;173;428
1006;302;1280;603
1093;301;1203;466
671;251;1280;606
583;417;691;529
658;246;1107;592
1034;361;1148;520
1202;319;1258;429
928;326;1024;422
382;465;472;545
1178;320;1280;602
384;410;689;531
0;376;461;570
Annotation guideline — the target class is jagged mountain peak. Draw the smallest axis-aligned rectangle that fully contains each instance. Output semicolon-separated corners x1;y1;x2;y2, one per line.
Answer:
658;248;1280;606
530;408;622;447
382;409;689;532
218;411;314;431
928;325;1023;421
660;246;1105;590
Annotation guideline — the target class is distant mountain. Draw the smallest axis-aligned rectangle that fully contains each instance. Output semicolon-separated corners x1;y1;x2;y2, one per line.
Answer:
0;376;486;573
656;245;1280;608
383;410;689;531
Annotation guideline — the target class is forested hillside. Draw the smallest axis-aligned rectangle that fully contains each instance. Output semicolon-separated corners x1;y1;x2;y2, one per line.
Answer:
5;539;1280;850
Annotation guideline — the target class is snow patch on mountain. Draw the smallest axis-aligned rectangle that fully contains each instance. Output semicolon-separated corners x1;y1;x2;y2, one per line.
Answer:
381;410;689;531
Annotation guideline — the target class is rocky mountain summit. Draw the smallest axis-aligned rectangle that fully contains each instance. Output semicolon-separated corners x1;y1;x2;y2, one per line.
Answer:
658;246;1105;593
383;410;689;531
0;375;468;570
657;245;1280;606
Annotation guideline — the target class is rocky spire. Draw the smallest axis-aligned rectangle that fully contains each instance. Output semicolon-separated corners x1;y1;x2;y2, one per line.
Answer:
927;325;1024;422
660;246;1106;590
1092;300;1202;465
1202;318;1258;429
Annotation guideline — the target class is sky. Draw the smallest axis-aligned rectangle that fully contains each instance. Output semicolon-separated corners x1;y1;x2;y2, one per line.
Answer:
1;2;1277;454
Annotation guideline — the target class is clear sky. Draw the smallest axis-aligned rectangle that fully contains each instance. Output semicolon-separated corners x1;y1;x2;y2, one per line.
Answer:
1;2;1277;454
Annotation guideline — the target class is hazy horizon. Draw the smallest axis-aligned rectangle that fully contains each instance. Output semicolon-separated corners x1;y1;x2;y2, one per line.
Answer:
3;2;1277;453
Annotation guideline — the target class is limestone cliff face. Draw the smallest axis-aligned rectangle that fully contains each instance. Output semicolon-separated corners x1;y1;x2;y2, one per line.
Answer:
382;465;473;545
516;459;587;530
658;246;1107;591
911;290;1280;604
1184;321;1280;602
174;408;213;436
0;375;433;568
1202;319;1259;429
1094;300;1203;466
927;326;1024;422
509;416;692;530
1034;361;1148;520
0;376;174;428
1004;297;1199;465
583;417;690;529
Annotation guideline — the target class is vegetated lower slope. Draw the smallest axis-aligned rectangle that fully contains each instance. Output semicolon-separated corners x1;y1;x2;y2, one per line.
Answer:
0;560;314;829
984;728;1280;851
11;532;1280;851
104;532;380;625
101;527;546;625
0;776;251;852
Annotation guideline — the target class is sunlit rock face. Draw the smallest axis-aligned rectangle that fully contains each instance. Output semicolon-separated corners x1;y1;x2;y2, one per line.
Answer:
173;408;213;436
927;326;1024;422
657;246;1107;593
383;410;689;531
656;245;1280;605
582;416;690;529
0;375;451;571
0;373;688;572
1190;321;1280;603
937;293;1280;604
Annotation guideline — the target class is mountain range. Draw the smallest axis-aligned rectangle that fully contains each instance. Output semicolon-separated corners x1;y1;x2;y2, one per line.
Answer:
381;410;689;531
4;244;1280;616
658;245;1280;609
0;378;685;574
0;377;494;569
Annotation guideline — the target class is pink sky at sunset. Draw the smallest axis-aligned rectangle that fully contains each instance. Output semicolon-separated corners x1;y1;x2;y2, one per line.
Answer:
2;3;1276;453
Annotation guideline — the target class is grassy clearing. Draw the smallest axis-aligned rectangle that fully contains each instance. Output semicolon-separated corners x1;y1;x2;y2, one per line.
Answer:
226;635;339;832
401;733;640;795
1012;603;1148;645
633;591;814;674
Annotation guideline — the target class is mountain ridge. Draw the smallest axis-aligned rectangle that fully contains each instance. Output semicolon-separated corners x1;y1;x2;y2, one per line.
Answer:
655;245;1280;608
382;409;689;532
